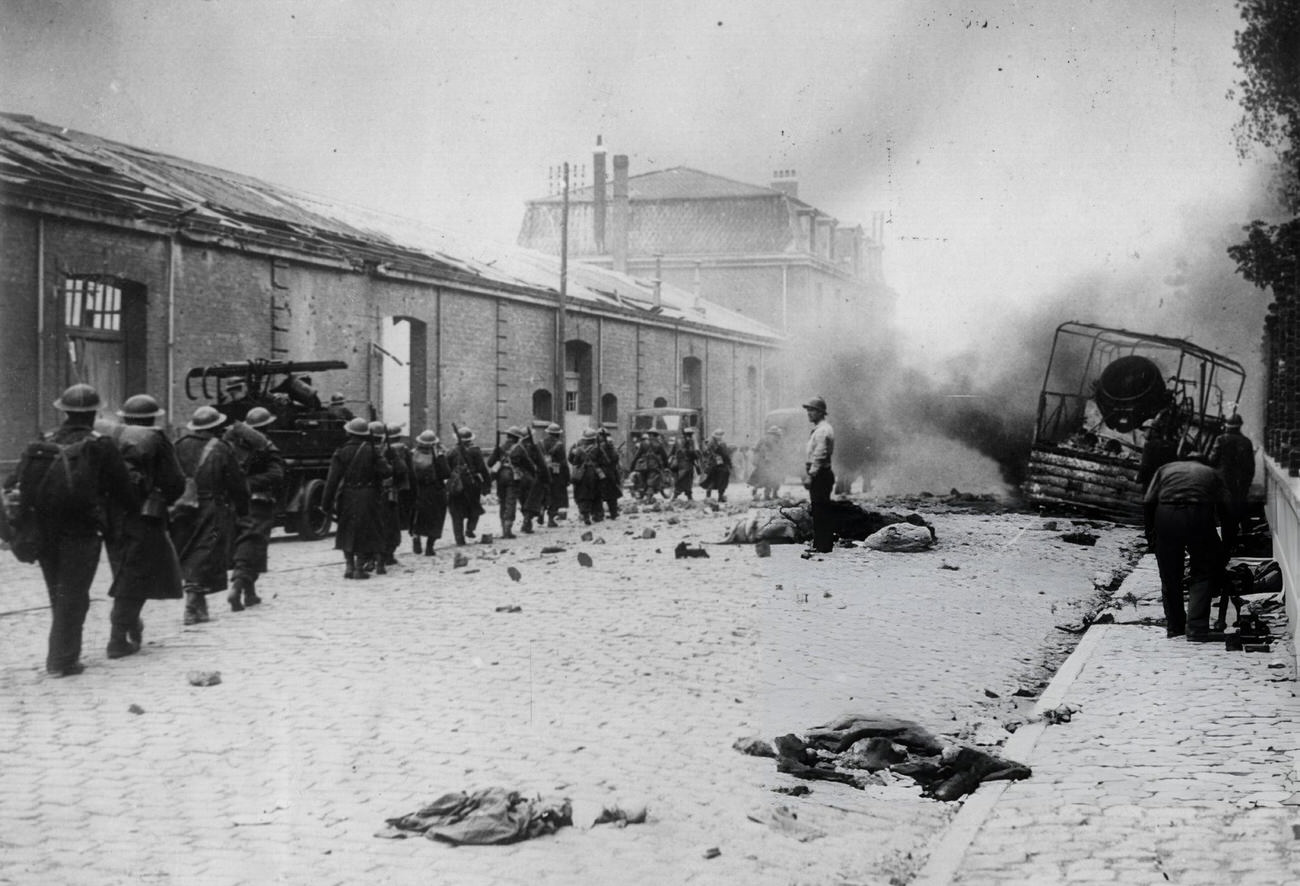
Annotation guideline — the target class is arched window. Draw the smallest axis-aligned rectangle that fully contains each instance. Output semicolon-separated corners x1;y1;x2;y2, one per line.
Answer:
601;392;618;424
532;389;553;421
681;356;703;409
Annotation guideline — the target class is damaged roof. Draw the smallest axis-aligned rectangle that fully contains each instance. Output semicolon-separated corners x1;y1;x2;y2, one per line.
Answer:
0;113;780;343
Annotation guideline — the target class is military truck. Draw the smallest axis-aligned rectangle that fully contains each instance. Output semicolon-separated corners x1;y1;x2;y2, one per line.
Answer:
1023;322;1246;522
185;359;363;540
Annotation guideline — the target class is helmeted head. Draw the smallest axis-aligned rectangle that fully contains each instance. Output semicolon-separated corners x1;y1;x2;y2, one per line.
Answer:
458;427;475;443
416;430;438;447
245;406;276;429
712;429;725;439
684;427;696;436
647;429;662;437
367;420;386;438
386;423;403;439
802;396;827;416
582;427;598;441
768;425;784;436
345;417;370;436
504;426;524;440
546;423;563;436
54;383;100;413
330;393;347;406
118;393;165;423
1226;414;1243;428
187;405;226;432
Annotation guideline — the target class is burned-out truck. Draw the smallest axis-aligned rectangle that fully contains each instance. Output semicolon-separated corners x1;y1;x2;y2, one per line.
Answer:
1023;322;1246;523
185;359;361;540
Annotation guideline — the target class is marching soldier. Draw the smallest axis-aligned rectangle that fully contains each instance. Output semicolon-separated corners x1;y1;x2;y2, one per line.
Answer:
323;417;392;579
173;405;249;624
568;428;606;524
382;423;412;566
446;426;491;545
631;429;669;500
700;429;734;502
749;425;785;501
543;423;570;526
223;406;285;611
510;426;547;533
104;393;186;658
409;430;451;555
669;427;701;500
596;427;623;519
487;426;524;539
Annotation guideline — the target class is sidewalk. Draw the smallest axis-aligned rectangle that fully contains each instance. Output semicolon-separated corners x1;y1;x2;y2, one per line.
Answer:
917;555;1300;885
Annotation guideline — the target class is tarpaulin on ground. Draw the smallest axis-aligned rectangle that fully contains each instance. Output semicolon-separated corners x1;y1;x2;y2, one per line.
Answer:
772;714;1030;801
377;787;573;845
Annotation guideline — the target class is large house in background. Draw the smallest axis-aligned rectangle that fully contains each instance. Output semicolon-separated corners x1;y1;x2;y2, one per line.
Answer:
517;150;894;348
0;114;780;469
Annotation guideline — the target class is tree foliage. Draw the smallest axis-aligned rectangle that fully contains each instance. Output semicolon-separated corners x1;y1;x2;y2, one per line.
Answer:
1233;0;1300;211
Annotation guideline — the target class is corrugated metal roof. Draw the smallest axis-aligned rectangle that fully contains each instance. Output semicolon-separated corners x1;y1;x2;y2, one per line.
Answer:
0;113;779;343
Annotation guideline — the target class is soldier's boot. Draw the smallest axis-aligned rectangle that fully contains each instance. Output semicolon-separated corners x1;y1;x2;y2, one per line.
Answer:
424;540;437;555
521;516;534;534
412;536;423;554
127;618;144;649
106;624;139;659
501;523;516;539
242;578;262;608
226;579;246;613
374;554;388;576
183;591;210;626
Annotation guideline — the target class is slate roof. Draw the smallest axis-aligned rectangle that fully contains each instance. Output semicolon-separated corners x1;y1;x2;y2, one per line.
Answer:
0;113;779;343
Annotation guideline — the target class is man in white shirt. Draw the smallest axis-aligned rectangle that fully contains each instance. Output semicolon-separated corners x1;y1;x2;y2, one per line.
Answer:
803;396;835;553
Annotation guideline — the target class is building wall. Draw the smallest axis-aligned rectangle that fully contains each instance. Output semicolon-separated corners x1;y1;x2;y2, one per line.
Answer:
1;208;778;469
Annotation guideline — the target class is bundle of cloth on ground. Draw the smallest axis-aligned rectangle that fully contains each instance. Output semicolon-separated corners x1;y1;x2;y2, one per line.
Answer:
773;714;1030;801
720;502;936;546
378;787;573;845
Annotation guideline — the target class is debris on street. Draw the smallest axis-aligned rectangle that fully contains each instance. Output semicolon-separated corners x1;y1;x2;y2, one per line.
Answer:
494;605;522;614
378;787;573;845
862;523;934;552
732;736;776;758
507;566;522;582
674;541;709;559
186;671;221;687
592;803;648;827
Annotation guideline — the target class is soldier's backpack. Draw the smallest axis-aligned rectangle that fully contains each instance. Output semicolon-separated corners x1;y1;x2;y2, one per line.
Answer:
4;433;102;563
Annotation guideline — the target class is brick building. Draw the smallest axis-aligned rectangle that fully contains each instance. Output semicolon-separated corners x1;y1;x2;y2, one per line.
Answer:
0;114;780;469
517;148;894;355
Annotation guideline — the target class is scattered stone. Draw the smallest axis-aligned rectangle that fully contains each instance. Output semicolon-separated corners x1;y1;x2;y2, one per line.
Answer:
674;541;709;559
507;566;522;582
940;563;960;571
479;533;493;544
186;671;221;687
494;605;523;614
641;528;657;540
960;718;1012;746
1041;520;1058;531
128;704;145;715
772;784;811;797
733;736;776;758
1042;704;1077;725
593;537;606;545
453;553;469;568
592;803;647;827
667;516;680;525
862;523;934;552
581;531;594;541
1060;531;1098;546
703;847;721;859
983;688;1000;698
1012;685;1036;698
755;541;771;558
577;552;593;568
540;545;566;554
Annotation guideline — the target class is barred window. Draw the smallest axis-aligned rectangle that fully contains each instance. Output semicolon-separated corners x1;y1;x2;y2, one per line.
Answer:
63;277;123;331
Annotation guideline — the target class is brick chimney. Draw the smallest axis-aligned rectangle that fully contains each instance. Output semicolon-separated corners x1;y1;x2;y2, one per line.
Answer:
770;168;798;199
612;154;629;274
593;135;606;254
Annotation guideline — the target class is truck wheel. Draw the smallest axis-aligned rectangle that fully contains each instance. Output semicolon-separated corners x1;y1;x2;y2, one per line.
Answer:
297;479;331;540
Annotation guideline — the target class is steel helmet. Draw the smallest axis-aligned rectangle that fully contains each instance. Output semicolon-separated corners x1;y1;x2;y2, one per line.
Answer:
386;422;403;438
802;396;828;413
546;423;563;435
416;430;438;446
330;392;347;405
581;427;598;440
186;405;226;431
345;417;371;436
1225;414;1243;427
367;420;387;437
504;426;525;439
244;407;276;429
458;427;475;441
712;428;725;438
53;383;100;413
118;394;165;420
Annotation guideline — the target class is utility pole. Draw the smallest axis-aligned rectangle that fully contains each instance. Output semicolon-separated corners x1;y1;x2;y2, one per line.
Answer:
555;162;569;427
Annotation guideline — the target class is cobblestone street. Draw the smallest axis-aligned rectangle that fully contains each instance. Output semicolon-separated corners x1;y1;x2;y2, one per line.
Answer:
0;494;1286;885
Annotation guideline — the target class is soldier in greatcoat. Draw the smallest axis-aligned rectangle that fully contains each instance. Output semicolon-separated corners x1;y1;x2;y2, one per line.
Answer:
510;426;547;533
669;427;701;501
487;427;524;538
597;427;623;519
4;384;136;676
568;428;607;524
700;429;734;502
543;423;570;526
103;393;186;659
409;430;451;555
382;423;412;566
749;425;786;501
446;426;491;545
172;405;249;624
1207;413;1256;553
323;417;393;579
223;406;285;611
630;429;669;500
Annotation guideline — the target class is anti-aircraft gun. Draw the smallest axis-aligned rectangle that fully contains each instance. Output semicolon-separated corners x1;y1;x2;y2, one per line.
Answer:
184;359;363;540
1023;322;1246;522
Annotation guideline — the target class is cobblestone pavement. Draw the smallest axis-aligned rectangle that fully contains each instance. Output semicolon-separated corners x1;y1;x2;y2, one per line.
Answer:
0;493;1164;885
920;556;1300;886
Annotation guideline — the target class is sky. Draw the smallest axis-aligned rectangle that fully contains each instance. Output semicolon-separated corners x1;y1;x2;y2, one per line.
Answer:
0;0;1280;368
